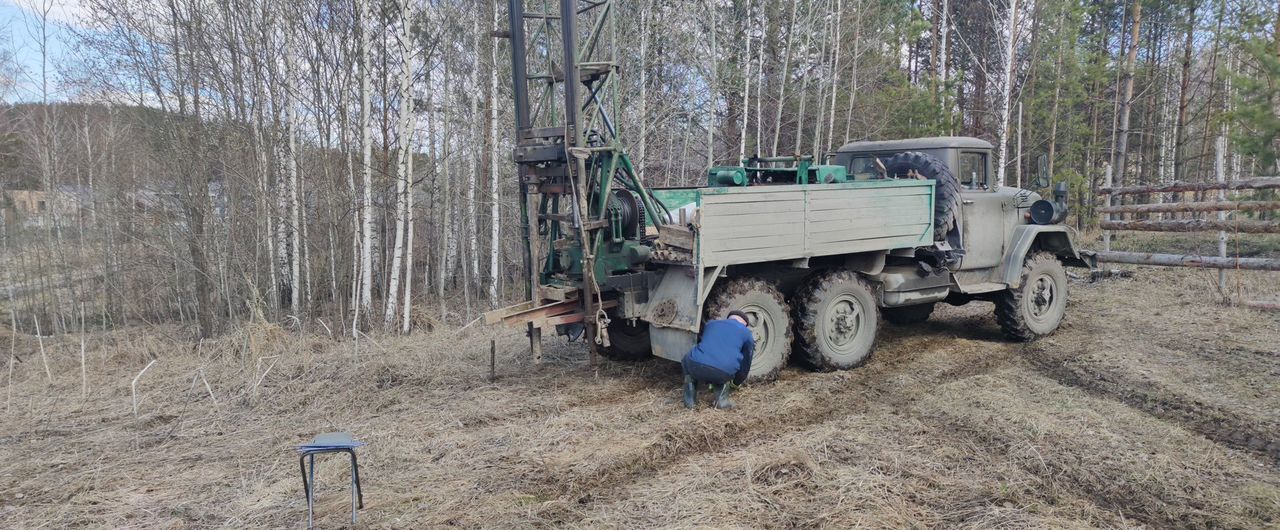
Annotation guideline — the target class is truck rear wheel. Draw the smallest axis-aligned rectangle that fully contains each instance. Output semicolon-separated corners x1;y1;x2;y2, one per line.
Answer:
883;302;935;325
704;277;792;383
794;269;879;371
882;151;963;241
995;252;1068;341
599;319;652;362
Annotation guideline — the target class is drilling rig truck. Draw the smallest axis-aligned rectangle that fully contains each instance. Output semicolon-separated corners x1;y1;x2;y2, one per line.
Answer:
485;0;1094;382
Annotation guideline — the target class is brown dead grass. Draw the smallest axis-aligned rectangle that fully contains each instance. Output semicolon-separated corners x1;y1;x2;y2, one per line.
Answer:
0;265;1278;529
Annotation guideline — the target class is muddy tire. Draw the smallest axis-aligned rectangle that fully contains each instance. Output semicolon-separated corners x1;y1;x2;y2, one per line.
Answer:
883;303;935;326
882;151;963;241
599;319;652;362
704;277;792;383
794;269;879;371
995;252;1068;341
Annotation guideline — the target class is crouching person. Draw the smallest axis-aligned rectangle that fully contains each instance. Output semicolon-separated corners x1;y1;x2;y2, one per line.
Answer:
682;310;755;409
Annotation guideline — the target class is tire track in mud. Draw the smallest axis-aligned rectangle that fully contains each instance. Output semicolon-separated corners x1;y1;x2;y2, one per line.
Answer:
920;408;1216;529
1021;342;1280;465
446;375;667;430
520;338;1020;523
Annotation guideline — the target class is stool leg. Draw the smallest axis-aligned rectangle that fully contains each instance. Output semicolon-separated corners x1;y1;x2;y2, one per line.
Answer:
300;453;315;530
299;454;311;529
350;451;363;508
350;462;357;524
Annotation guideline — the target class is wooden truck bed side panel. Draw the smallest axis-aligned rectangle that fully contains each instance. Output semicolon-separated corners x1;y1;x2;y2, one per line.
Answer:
698;181;934;267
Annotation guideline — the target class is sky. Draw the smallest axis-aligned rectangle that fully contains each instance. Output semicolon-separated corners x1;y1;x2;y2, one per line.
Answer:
0;0;84;102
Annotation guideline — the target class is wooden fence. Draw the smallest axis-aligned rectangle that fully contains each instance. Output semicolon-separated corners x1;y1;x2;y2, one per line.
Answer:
1094;138;1280;296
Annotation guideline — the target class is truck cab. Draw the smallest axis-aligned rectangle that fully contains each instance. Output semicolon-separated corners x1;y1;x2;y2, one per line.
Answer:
831;137;1086;294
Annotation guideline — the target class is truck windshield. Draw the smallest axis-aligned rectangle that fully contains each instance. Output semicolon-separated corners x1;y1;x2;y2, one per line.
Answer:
958;152;987;189
846;156;881;180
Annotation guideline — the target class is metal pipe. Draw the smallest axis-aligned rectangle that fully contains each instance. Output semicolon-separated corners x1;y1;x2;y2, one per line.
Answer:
560;0;579;146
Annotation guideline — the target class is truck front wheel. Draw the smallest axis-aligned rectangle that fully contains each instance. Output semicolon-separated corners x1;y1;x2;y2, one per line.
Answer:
995;252;1068;341
794;269;879;371
704;277;792;383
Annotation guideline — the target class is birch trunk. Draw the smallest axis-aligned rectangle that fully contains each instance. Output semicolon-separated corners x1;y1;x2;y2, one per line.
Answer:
402;124;417;334
286;34;301;315
771;0;800;155
793;4;816;155
810;3;832;156
1111;0;1142;188
738;0;752;160
939;0;949;133
357;0;374;329
995;0;1022;188
488;1;501;307
826;0;842;152
706;0;717;166
1173;4;1196;183
467;15;481;304
384;0;415;330
638;0;649;176
439;65;453;322
843;3;862;142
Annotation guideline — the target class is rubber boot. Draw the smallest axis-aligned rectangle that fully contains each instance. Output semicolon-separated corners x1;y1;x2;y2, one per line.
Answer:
682;374;697;409
714;383;736;410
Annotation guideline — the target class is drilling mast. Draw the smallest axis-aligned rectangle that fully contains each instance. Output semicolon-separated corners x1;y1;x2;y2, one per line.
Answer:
504;0;666;355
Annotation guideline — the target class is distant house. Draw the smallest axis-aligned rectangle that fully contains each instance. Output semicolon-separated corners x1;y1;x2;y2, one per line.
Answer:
2;188;88;228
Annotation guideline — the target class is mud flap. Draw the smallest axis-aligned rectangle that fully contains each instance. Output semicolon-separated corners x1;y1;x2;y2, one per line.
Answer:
650;326;696;362
644;266;702;361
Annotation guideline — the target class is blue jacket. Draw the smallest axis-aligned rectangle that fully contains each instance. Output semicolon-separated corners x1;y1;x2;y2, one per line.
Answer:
686;319;755;385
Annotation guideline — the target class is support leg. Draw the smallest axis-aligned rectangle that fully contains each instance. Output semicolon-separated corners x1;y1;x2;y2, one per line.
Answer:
529;323;542;363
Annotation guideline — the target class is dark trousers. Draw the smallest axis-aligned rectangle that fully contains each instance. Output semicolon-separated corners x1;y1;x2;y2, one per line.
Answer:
682;355;733;386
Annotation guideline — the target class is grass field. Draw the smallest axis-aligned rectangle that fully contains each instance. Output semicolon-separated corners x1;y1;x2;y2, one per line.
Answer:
1;266;1277;528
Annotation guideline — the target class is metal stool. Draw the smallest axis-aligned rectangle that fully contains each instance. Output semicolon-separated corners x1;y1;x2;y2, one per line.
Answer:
297;432;364;529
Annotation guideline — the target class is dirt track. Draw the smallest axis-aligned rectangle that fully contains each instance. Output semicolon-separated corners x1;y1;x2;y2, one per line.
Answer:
1;267;1278;528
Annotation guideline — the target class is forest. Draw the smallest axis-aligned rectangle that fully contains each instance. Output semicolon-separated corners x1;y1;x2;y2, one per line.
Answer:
0;0;1277;337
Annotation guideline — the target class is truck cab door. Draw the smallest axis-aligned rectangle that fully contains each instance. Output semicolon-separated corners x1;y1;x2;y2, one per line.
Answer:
956;151;1005;270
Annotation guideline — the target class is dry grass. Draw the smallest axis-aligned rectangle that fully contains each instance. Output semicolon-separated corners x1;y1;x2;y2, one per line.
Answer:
0;266;1278;529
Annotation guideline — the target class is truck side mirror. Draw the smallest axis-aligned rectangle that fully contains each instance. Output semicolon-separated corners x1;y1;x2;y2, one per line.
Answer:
1031;154;1050;189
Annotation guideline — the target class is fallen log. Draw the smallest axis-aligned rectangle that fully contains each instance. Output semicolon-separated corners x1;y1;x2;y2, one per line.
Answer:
1094;251;1280;271
1100;219;1280;234
1240;300;1280;311
1097;200;1280;214
1098;177;1280;196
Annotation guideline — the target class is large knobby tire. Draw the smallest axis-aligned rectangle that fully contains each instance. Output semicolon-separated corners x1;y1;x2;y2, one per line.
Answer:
704;277;792;383
599;318;652;362
882;151;963;241
794;269;880;371
995;252;1068;341
883;302;935;326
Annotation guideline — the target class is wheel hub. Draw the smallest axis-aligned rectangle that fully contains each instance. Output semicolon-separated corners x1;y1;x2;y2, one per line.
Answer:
741;304;770;349
1030;275;1055;318
824;295;863;349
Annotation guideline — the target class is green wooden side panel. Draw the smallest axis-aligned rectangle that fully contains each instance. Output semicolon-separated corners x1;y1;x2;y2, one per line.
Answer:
650;187;701;211
693;180;935;267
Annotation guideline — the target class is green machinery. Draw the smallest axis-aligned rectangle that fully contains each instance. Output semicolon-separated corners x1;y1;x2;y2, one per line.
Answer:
491;0;666;353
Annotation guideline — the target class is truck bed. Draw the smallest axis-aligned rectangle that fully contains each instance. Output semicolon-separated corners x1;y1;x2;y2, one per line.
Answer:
652;179;936;267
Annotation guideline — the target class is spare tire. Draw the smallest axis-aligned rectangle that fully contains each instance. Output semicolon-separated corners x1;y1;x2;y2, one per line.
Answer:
882;151;963;241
